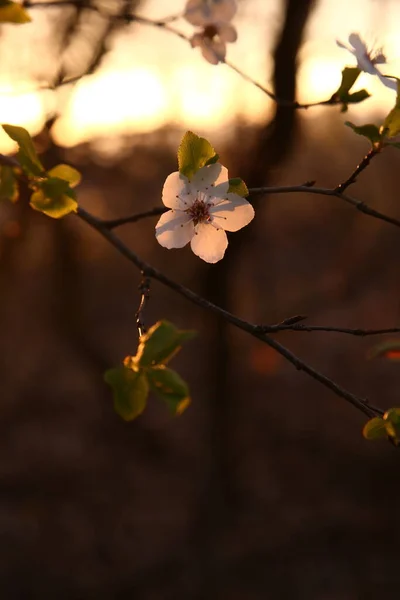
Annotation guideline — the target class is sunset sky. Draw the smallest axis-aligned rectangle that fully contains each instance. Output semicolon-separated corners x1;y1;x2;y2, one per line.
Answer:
0;0;399;153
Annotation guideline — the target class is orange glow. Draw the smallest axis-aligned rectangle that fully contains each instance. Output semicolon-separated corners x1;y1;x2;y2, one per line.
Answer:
0;0;400;151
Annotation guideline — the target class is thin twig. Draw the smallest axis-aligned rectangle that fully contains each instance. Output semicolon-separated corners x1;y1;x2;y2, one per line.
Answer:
335;147;381;193
102;207;166;229
76;206;381;419
260;324;400;336
249;185;400;230
135;275;150;337
21;2;342;109
100;184;400;232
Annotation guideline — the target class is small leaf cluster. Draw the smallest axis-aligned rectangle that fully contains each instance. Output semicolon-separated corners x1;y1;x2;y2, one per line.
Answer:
104;320;195;421
178;130;248;196
345;81;400;149
329;67;370;112
1;124;81;218
363;408;400;446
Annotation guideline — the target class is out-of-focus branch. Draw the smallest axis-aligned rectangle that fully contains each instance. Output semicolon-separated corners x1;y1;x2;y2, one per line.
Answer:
22;1;342;109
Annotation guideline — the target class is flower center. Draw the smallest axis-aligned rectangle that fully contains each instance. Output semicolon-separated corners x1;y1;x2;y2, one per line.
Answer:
203;24;219;39
186;198;211;225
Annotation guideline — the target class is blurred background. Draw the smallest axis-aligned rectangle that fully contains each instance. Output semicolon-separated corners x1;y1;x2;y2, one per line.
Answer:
1;0;400;598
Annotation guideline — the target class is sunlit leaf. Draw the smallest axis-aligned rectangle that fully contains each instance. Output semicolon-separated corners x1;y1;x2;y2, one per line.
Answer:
383;408;400;443
0;0;31;24
204;153;219;166
228;177;249;197
362;417;387;441
333;67;361;97
2;124;44;176
47;164;81;188
0;165;18;202
148;366;190;415
345;121;382;144
178;131;218;179
382;107;400;138
30;185;78;219
104;366;149;421
368;340;400;361
134;320;196;367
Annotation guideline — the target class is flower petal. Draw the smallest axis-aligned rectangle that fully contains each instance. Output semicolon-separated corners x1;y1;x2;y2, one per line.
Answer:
185;0;212;26
190;222;228;263
336;39;351;51
376;70;397;90
348;33;367;56
156;210;194;249
184;0;237;26
189;163;222;189
218;23;237;43
210;193;254;232
357;55;375;75
162;171;192;209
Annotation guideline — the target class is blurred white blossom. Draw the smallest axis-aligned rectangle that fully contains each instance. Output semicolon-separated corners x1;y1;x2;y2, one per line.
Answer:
184;0;237;26
337;33;396;90
156;163;254;263
184;0;237;64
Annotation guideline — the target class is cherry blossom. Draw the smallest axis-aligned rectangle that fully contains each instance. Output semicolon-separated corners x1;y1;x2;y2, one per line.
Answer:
184;0;237;64
184;0;237;27
190;22;237;64
337;33;396;90
155;163;254;263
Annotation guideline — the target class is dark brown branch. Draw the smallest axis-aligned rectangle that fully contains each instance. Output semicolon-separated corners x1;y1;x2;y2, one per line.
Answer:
260;323;400;336
335;146;381;193
135;275;150;337
249;185;400;230
102;207;166;229
99;183;400;232
76;206;380;419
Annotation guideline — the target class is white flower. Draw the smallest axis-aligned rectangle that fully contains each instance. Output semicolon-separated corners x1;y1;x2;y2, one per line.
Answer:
184;0;237;27
190;22;237;64
336;33;396;90
155;163;254;263
184;0;237;64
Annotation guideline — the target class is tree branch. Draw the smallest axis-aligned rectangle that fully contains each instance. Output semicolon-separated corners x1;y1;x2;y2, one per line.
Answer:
22;1;342;109
335;146;381;193
76;206;383;419
98;183;400;232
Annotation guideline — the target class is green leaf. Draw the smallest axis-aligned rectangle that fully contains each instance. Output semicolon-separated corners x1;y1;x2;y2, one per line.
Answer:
345;121;382;144
47;164;81;188
368;340;400;361
342;89;370;105
363;417;387;441
334;67;361;97
134;320;196;367
338;91;371;113
384;408;400;443
204;153;219;166
382;107;400;138
104;367;149;421
228;177;249;197
0;0;31;23
30;179;78;219
0;165;18;202
2;124;44;176
147;366;190;415
177;131;218;179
